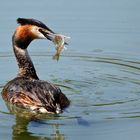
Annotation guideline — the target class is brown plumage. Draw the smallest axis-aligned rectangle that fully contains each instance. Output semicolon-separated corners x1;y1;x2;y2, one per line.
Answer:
2;18;70;114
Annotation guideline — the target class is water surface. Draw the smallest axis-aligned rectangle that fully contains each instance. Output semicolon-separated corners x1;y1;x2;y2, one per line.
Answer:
1;0;140;140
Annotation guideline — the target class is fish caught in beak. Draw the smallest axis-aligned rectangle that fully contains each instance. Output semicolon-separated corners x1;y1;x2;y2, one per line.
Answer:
39;29;70;61
39;28;70;45
52;34;70;61
16;18;70;60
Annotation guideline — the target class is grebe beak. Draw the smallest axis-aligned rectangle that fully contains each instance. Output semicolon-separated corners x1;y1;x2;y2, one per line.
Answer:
38;28;55;41
39;29;69;45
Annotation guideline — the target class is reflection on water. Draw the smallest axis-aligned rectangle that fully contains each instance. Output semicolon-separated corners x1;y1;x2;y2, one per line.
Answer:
3;102;65;140
1;51;140;139
12;117;65;140
1;0;140;139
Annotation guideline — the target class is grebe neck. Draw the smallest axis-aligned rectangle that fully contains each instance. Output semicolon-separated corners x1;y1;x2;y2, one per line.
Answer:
12;34;39;80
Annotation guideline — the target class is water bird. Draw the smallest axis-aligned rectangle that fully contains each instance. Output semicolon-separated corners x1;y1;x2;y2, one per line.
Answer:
2;18;70;114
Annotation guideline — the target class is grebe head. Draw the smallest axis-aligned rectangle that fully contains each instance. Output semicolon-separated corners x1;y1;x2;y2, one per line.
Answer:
13;18;56;49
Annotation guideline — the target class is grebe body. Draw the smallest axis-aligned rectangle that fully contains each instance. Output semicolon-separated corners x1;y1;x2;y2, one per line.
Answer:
2;18;70;114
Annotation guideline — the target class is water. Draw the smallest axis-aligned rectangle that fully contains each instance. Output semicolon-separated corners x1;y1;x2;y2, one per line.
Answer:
1;0;140;139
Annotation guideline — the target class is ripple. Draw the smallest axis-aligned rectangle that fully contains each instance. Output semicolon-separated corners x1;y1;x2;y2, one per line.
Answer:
92;98;140;107
1;51;140;121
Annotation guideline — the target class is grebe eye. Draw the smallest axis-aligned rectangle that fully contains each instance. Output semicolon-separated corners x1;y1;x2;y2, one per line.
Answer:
39;28;44;34
38;28;42;32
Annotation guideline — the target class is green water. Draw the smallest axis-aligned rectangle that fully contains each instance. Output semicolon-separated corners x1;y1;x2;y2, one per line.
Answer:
1;0;140;140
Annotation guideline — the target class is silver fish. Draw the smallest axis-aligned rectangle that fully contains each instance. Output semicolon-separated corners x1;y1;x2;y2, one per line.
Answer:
52;34;70;61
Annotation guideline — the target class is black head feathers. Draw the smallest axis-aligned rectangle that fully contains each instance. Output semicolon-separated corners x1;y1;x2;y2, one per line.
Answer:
17;18;54;33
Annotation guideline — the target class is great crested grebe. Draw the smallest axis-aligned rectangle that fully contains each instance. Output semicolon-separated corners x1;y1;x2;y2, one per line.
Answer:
2;18;70;114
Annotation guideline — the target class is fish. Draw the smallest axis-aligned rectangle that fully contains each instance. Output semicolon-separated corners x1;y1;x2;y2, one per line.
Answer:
52;34;70;61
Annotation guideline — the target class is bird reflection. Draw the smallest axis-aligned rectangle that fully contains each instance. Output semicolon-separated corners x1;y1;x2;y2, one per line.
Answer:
5;102;65;140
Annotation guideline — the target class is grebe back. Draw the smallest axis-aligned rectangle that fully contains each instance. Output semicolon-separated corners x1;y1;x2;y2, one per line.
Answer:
2;18;70;114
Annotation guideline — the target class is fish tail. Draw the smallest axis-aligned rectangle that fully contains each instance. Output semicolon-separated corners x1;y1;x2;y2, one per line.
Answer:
53;53;60;61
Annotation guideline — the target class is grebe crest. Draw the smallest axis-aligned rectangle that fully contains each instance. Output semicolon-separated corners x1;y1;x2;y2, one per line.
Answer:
2;18;70;114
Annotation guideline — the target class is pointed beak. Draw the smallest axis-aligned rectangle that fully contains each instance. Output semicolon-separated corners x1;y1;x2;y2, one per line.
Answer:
39;28;54;41
39;29;70;45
